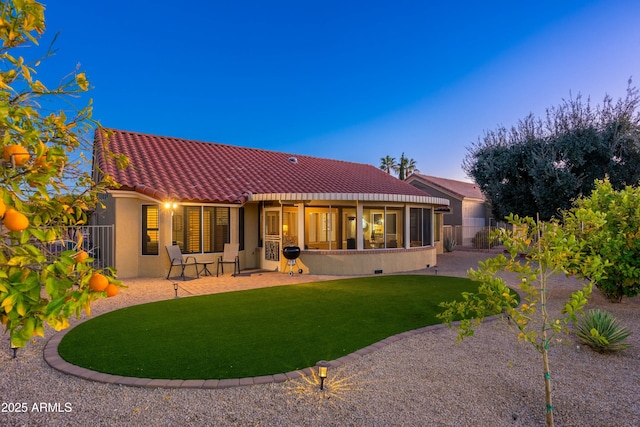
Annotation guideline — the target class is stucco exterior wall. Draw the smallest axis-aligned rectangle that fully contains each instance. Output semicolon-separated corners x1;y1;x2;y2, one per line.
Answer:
407;180;462;226
106;195;256;278
462;200;489;226
290;247;437;275
114;197;144;278
102;194;441;278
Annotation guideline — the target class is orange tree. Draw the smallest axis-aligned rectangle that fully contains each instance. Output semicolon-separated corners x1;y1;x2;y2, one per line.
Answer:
0;0;122;349
438;213;608;427
565;178;640;302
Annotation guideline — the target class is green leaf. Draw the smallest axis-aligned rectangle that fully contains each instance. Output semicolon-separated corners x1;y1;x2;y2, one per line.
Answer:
16;300;26;316
1;293;18;312
45;296;66;316
29;228;46;241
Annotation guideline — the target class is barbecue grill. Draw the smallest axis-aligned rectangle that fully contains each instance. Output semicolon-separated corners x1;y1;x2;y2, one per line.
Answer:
282;246;303;276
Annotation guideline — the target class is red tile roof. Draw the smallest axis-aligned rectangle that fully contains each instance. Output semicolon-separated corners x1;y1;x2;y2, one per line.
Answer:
94;129;440;204
409;174;485;200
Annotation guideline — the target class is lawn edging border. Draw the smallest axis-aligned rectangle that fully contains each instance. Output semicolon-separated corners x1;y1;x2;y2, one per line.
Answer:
43;315;499;390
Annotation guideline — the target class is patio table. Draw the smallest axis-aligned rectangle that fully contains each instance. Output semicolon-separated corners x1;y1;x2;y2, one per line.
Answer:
197;260;215;277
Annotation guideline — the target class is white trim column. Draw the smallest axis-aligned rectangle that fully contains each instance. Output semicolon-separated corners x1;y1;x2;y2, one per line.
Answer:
356;202;364;250
296;203;305;249
404;205;411;249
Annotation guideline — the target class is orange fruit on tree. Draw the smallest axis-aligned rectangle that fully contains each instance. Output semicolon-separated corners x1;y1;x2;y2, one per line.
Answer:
89;272;109;292
74;250;89;263
105;283;119;297
3;208;28;231
2;144;30;166
0;198;5;218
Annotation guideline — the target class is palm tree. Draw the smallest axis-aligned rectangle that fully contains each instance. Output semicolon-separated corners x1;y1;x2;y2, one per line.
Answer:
405;157;419;178
379;155;397;174
397;153;419;180
398;153;407;180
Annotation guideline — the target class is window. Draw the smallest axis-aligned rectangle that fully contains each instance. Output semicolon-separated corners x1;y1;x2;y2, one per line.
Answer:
363;207;403;249
305;207;337;249
142;205;159;255
185;206;202;253
302;206;357;250
283;206;298;247
385;208;403;248
173;206;230;254
213;207;230;252
410;207;432;247
363;208;384;248
341;208;357;249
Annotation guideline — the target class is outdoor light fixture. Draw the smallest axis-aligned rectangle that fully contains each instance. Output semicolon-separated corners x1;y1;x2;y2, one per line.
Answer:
317;361;330;390
164;201;178;210
173;282;179;298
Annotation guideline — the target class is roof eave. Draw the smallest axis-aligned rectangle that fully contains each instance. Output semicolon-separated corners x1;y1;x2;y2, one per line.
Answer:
249;193;449;206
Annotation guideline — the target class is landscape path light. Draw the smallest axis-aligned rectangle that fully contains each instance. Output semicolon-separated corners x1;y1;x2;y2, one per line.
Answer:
173;282;179;298
317;360;330;390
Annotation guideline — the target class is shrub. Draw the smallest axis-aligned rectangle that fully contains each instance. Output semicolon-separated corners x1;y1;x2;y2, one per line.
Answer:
565;178;640;302
471;228;500;249
444;237;456;252
575;309;631;352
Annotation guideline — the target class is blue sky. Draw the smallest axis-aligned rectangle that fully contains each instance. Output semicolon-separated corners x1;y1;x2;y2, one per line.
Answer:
37;0;640;181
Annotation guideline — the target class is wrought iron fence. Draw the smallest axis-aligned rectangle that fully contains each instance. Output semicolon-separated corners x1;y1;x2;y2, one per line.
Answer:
43;225;115;269
443;222;511;250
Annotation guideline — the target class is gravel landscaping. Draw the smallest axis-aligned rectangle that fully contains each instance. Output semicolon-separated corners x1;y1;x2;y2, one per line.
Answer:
1;250;638;426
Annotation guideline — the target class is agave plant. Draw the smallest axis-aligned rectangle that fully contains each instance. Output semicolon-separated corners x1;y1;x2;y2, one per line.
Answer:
575;309;631;352
444;237;456;252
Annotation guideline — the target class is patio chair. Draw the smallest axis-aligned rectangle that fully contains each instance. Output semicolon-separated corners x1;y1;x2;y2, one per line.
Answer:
166;245;199;280
217;243;240;277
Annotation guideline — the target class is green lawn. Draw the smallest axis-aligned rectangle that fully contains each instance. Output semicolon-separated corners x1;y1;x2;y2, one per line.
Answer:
58;275;479;379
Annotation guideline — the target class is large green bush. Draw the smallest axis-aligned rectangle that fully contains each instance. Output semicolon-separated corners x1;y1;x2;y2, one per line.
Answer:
565;178;640;301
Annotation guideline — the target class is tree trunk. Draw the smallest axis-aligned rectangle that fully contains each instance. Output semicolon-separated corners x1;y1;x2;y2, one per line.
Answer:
538;218;554;427
542;344;554;427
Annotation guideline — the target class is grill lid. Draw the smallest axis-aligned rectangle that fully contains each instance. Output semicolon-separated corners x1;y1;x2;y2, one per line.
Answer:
282;246;301;259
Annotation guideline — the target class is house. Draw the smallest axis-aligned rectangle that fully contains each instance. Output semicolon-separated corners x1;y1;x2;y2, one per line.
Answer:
91;129;449;278
405;174;492;248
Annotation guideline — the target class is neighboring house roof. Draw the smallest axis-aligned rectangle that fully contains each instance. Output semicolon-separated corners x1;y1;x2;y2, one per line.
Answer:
93;129;449;206
407;174;485;201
